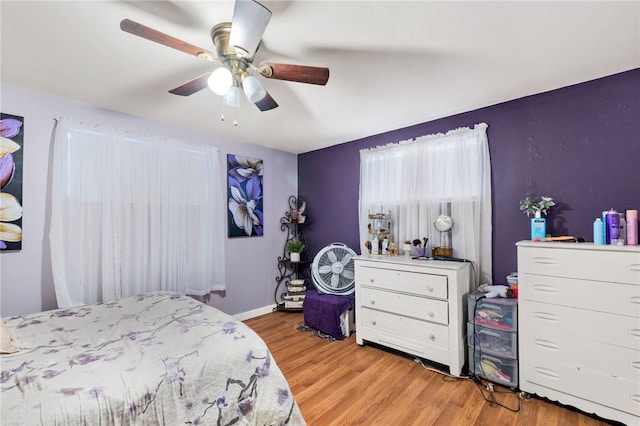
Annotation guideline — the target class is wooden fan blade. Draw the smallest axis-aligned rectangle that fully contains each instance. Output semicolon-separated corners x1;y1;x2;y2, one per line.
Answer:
259;62;329;85
254;92;278;111
169;73;211;96
120;19;216;61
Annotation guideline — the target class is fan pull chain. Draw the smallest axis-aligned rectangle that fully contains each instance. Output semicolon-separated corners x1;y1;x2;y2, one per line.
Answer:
233;105;238;127
218;93;239;126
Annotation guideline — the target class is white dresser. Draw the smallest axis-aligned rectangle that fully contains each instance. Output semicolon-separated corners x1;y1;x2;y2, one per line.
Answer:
517;241;640;425
354;256;471;377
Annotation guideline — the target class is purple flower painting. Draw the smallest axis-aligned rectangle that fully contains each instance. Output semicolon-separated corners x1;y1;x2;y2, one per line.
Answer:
0;113;24;251
227;154;263;237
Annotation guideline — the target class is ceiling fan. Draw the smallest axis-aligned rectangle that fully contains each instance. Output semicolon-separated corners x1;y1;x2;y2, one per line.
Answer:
120;0;330;112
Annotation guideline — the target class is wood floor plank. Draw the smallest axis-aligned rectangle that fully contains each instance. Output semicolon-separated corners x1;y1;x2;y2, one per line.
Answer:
243;312;618;426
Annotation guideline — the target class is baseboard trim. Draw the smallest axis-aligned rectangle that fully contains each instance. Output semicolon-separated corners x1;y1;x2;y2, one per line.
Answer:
234;304;278;321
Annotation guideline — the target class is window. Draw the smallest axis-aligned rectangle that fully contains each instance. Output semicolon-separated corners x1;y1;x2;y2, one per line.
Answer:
359;123;492;285
50;118;225;307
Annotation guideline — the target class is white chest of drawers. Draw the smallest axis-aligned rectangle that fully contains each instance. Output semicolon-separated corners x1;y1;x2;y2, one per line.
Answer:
517;241;640;425
354;256;471;376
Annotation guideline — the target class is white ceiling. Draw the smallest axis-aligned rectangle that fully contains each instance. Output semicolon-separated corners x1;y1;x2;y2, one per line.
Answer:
1;1;638;154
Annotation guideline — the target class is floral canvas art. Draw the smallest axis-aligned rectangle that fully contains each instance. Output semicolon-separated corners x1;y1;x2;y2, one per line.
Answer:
0;113;23;251
227;154;263;237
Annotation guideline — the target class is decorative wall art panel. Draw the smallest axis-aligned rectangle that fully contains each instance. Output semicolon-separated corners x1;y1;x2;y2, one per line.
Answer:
227;154;263;237
0;113;24;251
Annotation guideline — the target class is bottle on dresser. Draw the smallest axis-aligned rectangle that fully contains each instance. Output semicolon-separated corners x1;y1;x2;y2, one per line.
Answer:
598;208;638;246
627;209;638;245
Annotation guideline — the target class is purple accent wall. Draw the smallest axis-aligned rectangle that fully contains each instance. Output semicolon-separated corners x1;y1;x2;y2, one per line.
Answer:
299;68;640;285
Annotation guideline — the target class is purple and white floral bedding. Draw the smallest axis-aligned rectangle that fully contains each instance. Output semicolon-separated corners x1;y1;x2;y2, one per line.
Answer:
1;292;305;425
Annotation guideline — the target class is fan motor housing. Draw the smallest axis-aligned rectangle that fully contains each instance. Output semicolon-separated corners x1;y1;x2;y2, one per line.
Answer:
210;23;237;58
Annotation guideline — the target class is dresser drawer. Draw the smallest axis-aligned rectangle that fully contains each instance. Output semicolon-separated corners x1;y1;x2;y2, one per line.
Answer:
522;329;640;384
522;300;640;351
520;274;640;317
360;307;449;352
468;293;517;332
357;265;448;299
518;245;640;285
359;286;448;325
523;351;640;417
469;348;518;388
467;322;517;359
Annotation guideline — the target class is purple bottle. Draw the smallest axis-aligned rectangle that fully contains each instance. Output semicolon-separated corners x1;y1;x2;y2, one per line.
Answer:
605;209;620;245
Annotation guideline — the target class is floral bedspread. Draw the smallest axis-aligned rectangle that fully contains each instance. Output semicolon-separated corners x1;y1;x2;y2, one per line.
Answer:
1;292;305;425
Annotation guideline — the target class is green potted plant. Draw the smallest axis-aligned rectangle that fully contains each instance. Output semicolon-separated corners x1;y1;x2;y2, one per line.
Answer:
286;237;305;262
519;196;555;218
520;196;555;239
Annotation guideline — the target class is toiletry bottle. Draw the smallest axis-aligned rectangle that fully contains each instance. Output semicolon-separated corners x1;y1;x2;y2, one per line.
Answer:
593;218;605;245
372;236;379;255
605;208;620;245
531;215;546;240
618;213;627;245
627;209;638;245
602;210;609;243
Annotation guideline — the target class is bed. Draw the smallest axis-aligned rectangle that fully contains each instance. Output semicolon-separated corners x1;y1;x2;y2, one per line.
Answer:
1;292;305;425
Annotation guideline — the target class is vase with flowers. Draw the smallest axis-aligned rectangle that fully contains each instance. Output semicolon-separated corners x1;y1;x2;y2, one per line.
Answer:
520;196;555;240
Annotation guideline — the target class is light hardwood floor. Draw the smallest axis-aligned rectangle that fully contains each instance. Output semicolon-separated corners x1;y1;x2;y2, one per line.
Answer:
244;311;619;426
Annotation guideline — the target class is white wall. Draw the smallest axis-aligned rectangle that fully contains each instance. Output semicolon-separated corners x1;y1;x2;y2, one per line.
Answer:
0;83;298;318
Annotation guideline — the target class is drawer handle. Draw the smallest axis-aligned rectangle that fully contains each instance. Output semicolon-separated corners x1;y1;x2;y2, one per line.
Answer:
532;256;558;265
427;286;434;292
371;320;377;326
370;299;376;305
631;361;640;371
533;339;560;350
629;329;640;338
429;334;436;341
533;312;559;322
369;277;375;283
631;395;640;403
628;264;640;272
427;311;434;317
629;297;640;305
532;285;558;293
533;367;560;379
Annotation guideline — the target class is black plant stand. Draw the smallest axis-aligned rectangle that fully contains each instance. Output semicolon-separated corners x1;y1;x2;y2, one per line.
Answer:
274;195;311;311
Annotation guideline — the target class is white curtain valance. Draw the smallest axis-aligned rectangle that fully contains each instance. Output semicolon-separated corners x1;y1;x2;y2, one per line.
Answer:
360;123;488;153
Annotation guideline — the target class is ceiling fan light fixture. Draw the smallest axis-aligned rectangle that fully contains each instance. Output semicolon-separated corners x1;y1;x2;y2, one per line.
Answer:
120;1;329;113
207;67;233;96
229;0;272;58
223;86;242;107
242;75;266;102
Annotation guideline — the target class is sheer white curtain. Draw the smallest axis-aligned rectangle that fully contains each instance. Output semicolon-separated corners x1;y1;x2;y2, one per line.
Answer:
50;118;226;307
359;123;492;286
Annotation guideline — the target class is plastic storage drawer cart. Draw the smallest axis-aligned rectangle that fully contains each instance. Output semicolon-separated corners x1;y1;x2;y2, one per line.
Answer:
468;290;518;389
